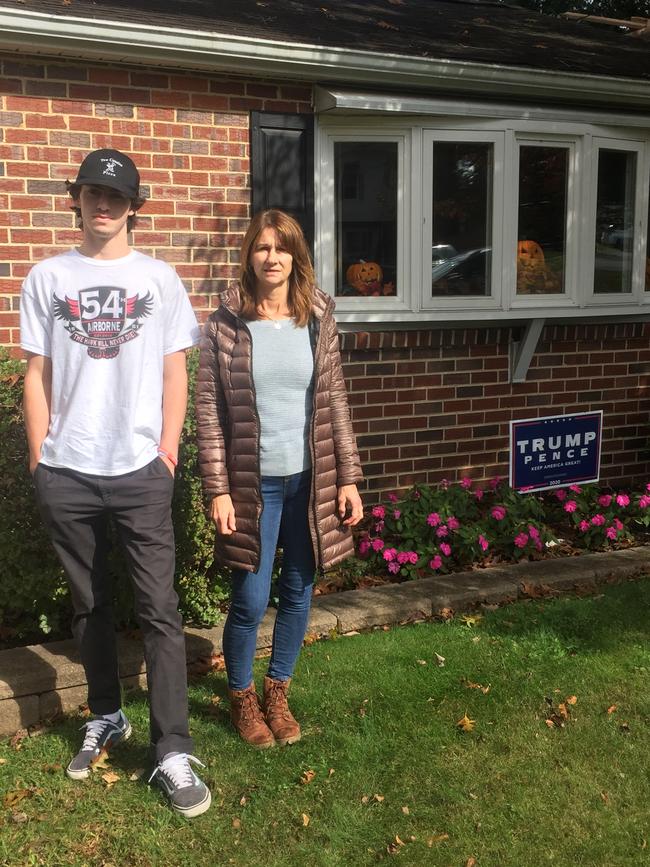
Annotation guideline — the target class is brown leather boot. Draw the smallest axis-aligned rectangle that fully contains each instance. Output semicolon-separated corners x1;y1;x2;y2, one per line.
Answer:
229;684;275;749
263;676;301;746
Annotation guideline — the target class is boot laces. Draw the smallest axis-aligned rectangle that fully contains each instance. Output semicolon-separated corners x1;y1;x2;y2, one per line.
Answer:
239;690;262;722
149;753;205;789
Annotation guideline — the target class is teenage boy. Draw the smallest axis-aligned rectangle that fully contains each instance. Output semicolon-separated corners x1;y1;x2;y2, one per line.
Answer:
20;149;211;818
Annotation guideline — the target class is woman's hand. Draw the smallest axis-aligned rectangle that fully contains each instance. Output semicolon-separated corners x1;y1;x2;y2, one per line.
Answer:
210;494;237;535
337;484;363;526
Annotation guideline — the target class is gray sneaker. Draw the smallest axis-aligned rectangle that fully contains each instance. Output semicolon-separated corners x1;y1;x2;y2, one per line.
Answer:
66;711;132;780
148;753;211;818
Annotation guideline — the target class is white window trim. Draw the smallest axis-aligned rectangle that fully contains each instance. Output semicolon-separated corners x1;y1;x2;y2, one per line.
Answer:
315;113;650;324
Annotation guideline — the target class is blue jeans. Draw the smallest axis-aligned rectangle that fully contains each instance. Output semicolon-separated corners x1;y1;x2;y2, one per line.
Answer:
223;469;315;691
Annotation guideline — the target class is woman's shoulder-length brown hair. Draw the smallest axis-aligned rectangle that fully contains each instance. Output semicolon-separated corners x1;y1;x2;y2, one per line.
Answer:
239;209;316;327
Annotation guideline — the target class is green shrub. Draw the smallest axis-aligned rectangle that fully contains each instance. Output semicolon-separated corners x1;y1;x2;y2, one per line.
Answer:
0;349;228;646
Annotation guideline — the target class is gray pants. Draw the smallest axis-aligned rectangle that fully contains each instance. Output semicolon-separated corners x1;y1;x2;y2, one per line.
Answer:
33;457;193;761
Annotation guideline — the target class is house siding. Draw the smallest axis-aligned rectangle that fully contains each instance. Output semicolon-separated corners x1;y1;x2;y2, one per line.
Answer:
1;54;648;496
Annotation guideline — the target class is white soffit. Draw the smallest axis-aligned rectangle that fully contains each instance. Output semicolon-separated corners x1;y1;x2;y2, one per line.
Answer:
0;6;649;109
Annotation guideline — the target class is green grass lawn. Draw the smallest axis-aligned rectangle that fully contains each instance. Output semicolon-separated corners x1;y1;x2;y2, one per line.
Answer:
2;578;650;867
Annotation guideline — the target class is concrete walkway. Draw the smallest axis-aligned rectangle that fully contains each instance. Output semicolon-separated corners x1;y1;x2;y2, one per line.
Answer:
2;546;649;737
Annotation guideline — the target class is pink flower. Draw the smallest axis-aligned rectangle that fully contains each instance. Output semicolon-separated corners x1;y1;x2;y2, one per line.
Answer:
528;524;540;539
591;514;606;527
555;489;567;501
372;505;386;519
427;512;441;527
358;538;371;556
647;483;650;493
387;561;400;574
393;509;401;520
489;476;502;490
387;493;398;503
491;506;507;521
413;490;421;500
371;538;385;551
460;477;473;489
436;526;449;538
478;534;489;552
535;539;543;551
407;551;419;565
396;551;410;564
440;542;451;557
564;500;578;513
606;526;617;540
579;520;590;533
374;521;384;534
382;548;397;562
598;494;612;507
616;493;630;508
569;484;582;494
639;495;650;509
614;517;624;530
514;532;529;548
429;555;442;570
447;516;460;530
474;488;484;501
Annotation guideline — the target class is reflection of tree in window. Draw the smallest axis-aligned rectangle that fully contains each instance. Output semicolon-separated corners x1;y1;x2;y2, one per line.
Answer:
517;146;567;294
431;143;492;297
334;142;397;297
594;150;635;294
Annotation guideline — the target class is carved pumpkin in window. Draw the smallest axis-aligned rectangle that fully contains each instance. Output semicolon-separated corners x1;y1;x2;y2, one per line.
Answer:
517;239;552;294
346;260;384;295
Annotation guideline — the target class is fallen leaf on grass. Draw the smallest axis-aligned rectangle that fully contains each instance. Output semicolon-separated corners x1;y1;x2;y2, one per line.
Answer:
460;614;483;627
600;791;609;804
434;653;446;667
10;729;27;750
387;835;406;854
427;833;449;846
3;789;32;808
239;795;247;806
359;699;369;717
42;763;63;774
457;713;476;733
619;722;631;734
89;748;111;770
303;632;318;645
301;813;310;827
465;858;477;867
416;659;427;666
11;811;28;824
300;769;316;785
101;771;120;787
373;793;385;803
232;817;241;830
436;607;454;621
606;704;617;715
402;805;410;815
0;758;7;765
461;678;490;695
129;769;145;781
328;768;335;777
566;695;577;706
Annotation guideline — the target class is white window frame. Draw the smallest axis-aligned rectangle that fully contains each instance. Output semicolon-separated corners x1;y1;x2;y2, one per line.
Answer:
420;129;505;312
315;126;413;315
315;109;650;324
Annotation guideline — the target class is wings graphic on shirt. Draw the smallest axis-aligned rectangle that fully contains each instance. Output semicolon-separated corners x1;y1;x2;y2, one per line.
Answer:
126;291;153;319
52;294;81;321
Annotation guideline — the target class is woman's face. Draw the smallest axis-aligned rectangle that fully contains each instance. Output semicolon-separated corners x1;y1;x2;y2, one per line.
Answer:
250;227;293;295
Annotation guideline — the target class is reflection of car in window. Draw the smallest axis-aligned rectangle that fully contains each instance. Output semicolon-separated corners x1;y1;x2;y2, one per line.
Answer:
600;225;633;249
432;244;458;266
432;247;491;296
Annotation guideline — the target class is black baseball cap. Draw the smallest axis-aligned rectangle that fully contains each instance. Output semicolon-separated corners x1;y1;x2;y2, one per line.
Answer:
68;148;141;199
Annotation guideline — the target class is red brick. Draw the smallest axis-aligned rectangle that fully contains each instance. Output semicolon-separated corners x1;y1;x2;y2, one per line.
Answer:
70;117;110;132
170;75;210;92
0;78;23;94
191;94;230;111
89;68;130;85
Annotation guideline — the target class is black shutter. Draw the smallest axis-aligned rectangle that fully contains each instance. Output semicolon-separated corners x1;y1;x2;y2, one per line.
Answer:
250;111;314;248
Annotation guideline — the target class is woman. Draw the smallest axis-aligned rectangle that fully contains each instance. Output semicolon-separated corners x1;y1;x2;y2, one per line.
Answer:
196;209;363;748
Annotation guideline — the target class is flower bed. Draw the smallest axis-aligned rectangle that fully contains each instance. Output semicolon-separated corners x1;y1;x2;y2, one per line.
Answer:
317;478;650;594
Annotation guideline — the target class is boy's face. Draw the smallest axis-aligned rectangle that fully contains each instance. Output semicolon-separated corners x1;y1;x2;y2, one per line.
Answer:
74;184;134;241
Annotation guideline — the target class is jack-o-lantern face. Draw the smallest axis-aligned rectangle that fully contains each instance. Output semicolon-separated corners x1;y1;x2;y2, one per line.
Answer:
346;260;383;291
517;239;546;267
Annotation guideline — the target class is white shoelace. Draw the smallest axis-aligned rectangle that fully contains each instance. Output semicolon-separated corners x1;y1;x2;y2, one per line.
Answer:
79;717;119;752
149;753;205;789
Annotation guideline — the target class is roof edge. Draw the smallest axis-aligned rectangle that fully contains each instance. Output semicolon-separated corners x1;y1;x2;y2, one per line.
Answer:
0;7;649;108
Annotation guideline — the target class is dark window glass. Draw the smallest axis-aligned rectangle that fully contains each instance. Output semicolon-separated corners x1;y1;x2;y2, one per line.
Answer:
595;149;636;294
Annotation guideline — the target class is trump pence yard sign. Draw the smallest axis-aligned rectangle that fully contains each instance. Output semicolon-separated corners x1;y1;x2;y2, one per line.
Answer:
510;410;603;493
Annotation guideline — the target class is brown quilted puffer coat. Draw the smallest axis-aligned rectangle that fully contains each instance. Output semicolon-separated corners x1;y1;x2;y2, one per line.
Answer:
195;285;363;572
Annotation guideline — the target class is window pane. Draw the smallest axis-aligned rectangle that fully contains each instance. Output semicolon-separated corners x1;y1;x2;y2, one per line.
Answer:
517;146;567;295
646;183;650;292
431;142;492;297
595;149;636;294
334;142;397;297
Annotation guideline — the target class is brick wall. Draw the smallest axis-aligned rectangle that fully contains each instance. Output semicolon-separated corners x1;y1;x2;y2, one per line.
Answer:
1;54;648;498
341;323;650;496
0;55;311;348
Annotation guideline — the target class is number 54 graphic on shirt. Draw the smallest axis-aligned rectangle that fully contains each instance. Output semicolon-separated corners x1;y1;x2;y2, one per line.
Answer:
53;286;153;359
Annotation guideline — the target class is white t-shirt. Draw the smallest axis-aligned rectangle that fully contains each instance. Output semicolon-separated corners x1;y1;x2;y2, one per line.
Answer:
20;248;200;476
